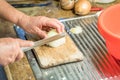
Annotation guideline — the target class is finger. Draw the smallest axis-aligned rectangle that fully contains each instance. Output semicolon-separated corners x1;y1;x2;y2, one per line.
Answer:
15;39;34;47
46;20;62;33
42;26;52;32
52;19;65;32
7;57;14;64
57;22;65;32
9;54;16;64
34;27;48;38
15;50;24;61
2;62;8;66
1;58;10;66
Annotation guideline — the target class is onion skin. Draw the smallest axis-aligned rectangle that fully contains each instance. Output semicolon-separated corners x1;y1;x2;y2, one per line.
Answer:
75;0;79;3
75;0;91;15
60;0;75;10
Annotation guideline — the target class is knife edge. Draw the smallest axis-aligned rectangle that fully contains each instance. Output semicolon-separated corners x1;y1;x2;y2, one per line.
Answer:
21;32;66;52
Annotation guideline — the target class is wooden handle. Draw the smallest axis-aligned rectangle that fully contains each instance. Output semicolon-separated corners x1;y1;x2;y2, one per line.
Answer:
4;65;13;80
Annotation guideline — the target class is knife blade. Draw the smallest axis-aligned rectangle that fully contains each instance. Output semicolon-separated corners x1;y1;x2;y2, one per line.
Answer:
21;32;66;52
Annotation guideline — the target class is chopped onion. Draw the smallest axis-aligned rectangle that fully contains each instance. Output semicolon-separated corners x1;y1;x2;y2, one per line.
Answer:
70;26;83;34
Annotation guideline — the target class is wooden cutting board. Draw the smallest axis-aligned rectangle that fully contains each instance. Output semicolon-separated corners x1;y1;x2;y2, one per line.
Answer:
26;33;84;68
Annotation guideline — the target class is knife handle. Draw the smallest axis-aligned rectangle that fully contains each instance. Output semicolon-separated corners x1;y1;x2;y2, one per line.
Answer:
21;47;34;52
11;4;34;8
11;1;52;8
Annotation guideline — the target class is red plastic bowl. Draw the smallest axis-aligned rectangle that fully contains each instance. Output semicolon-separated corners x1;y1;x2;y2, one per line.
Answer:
98;4;120;59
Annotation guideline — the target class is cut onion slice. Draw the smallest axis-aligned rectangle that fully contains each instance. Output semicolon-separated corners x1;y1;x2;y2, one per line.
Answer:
47;29;66;47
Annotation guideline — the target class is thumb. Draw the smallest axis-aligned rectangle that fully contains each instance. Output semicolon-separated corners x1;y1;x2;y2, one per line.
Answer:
15;50;24;61
15;39;34;47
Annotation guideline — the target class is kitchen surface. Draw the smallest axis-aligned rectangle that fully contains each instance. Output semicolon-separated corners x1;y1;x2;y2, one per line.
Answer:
1;0;120;80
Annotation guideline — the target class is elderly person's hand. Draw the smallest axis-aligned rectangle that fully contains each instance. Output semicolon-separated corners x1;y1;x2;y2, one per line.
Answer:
0;38;34;66
18;15;64;38
0;0;65;66
0;0;64;39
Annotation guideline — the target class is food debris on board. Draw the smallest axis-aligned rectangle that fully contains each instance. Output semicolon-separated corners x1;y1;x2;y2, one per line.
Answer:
70;26;83;34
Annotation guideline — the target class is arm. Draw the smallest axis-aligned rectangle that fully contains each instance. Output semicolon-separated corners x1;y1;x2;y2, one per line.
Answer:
0;0;64;66
0;0;26;24
0;0;64;38
0;1;34;66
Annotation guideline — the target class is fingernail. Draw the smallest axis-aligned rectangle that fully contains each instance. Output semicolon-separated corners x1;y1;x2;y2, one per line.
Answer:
58;29;62;33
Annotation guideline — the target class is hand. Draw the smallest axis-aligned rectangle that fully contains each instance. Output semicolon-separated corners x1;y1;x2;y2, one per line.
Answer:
18;15;65;38
0;38;34;66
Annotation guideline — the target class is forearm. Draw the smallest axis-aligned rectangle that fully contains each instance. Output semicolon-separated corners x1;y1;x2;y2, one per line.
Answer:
0;0;27;24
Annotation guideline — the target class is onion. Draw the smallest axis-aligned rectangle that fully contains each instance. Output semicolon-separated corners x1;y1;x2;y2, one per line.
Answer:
74;0;91;15
47;29;66;47
70;26;83;34
60;0;75;10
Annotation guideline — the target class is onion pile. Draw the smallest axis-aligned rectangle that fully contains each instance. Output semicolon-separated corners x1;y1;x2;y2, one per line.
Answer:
60;0;91;15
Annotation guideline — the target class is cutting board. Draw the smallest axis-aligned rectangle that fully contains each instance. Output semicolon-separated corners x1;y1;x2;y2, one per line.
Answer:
26;33;84;68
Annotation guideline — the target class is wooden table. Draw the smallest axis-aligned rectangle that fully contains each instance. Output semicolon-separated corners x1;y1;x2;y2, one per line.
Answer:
0;0;120;80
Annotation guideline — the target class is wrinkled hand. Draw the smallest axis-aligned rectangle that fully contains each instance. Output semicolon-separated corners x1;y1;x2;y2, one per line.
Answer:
18;15;64;38
0;38;34;66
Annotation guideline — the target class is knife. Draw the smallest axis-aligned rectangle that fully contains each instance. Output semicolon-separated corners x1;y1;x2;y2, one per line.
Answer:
21;32;66;52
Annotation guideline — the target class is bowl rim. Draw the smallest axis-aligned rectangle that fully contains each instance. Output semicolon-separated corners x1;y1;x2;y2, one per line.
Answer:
98;4;120;39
